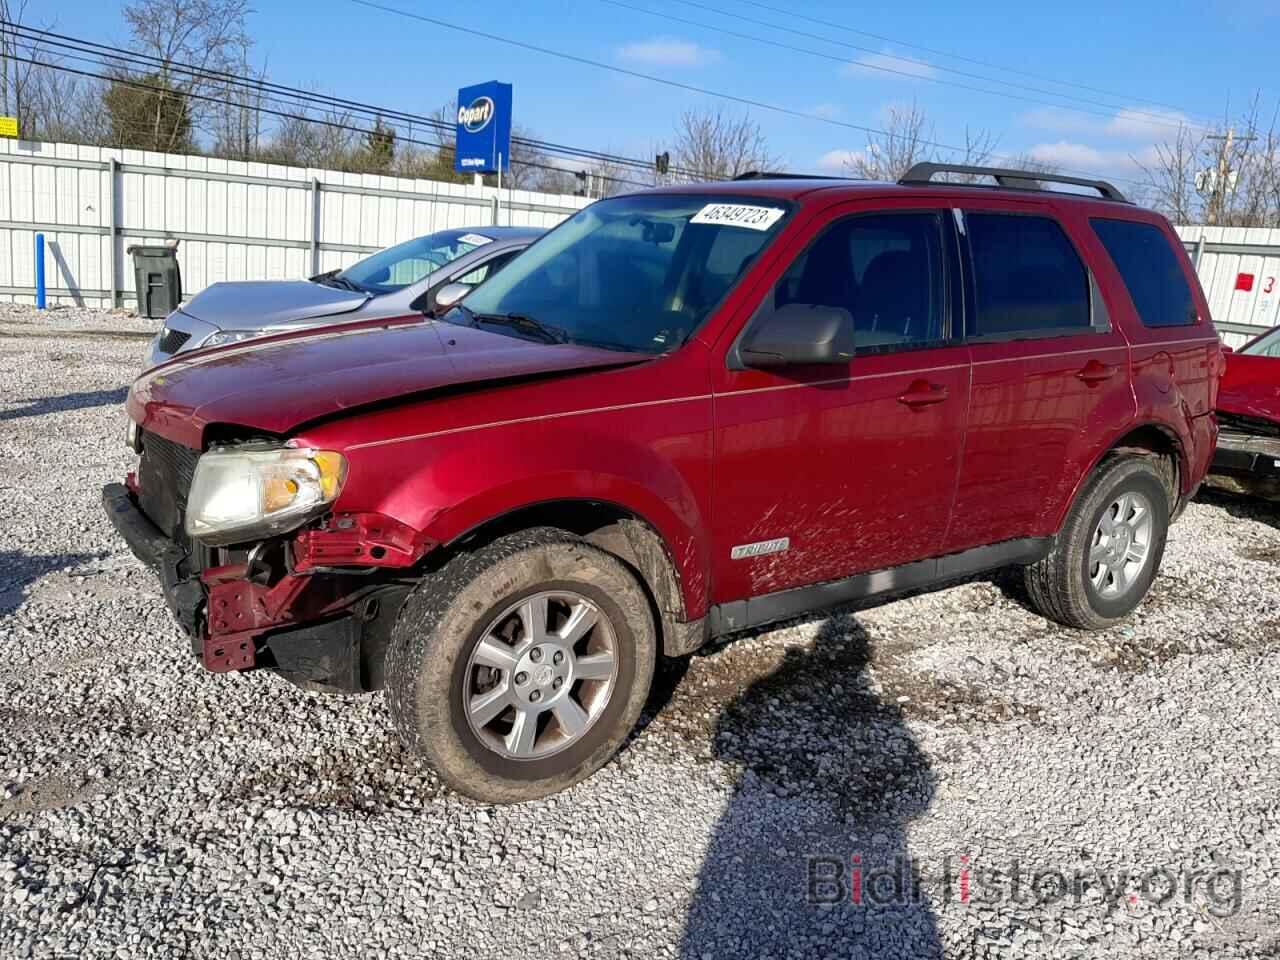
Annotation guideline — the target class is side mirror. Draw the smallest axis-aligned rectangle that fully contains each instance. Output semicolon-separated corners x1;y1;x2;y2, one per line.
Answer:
740;303;855;367
433;281;473;311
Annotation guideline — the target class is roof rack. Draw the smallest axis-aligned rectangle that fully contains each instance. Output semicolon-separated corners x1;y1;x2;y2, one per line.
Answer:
733;171;850;181
898;162;1128;203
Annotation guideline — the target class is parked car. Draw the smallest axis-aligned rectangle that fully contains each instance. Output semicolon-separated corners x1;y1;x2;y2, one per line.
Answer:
144;226;542;367
104;164;1222;803
1208;325;1280;499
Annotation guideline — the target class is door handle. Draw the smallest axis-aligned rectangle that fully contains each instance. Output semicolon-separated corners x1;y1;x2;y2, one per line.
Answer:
1076;360;1117;384
897;379;949;407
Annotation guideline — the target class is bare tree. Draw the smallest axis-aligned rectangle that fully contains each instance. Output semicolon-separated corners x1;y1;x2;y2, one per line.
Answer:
0;0;59;134
27;68;108;143
256;103;359;169
1140;93;1280;227
844;102;998;182
1139;122;1204;225
670;107;780;180
119;0;253;151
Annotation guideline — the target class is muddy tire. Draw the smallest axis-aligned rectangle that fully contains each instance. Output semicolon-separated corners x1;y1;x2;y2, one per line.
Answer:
385;527;656;804
1023;456;1171;631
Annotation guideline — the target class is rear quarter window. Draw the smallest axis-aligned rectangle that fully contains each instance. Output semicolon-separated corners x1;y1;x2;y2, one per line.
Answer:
1090;218;1197;328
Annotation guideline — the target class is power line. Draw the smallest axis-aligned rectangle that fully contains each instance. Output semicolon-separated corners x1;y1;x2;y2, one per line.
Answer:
727;0;1202;120
347;0;1155;188
612;0;1211;133
7;47;661;190
4;23;704;182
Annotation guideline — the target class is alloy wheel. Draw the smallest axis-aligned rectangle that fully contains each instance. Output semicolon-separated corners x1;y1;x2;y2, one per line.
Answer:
462;590;619;760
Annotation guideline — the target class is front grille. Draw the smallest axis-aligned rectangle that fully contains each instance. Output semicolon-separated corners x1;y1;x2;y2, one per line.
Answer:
156;327;191;355
137;431;200;551
1218;411;1280;439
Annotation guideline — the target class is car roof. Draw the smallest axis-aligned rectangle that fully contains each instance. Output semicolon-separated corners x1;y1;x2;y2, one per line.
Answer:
633;176;1155;218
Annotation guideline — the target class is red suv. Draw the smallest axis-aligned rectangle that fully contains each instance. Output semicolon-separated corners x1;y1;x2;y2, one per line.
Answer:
105;164;1221;803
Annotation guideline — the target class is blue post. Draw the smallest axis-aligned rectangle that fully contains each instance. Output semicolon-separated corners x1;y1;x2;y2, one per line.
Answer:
34;232;46;309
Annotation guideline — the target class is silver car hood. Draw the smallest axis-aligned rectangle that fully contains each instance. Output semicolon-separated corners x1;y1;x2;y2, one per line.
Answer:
180;280;370;330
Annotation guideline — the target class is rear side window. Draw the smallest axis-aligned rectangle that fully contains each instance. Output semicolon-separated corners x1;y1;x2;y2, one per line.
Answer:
965;213;1091;338
1090;218;1197;327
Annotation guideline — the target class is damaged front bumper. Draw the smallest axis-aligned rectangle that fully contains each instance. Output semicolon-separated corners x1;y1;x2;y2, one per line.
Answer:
102;483;403;691
1207;430;1280;500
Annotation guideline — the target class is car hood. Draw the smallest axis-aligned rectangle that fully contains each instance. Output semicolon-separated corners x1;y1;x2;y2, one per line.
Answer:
129;319;646;448
1218;352;1280;423
179;280;370;330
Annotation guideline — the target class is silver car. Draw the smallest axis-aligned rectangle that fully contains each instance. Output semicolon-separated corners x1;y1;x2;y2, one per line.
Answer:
145;226;543;367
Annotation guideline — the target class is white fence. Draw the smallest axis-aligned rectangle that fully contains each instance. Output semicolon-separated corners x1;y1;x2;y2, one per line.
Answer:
1176;225;1280;348
6;138;1278;344
4;139;589;309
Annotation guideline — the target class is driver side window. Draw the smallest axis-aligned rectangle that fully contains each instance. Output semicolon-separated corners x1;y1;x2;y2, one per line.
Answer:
770;211;947;353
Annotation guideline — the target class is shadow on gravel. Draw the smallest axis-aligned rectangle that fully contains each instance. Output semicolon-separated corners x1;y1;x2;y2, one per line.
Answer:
0;550;97;618
1196;486;1280;533
680;613;941;958
0;387;128;422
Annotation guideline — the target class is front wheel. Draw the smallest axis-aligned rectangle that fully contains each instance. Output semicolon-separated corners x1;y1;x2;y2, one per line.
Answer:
385;528;656;803
1023;455;1171;630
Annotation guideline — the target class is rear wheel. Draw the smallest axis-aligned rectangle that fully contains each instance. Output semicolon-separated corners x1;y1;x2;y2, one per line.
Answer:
385;528;656;803
1023;456;1171;630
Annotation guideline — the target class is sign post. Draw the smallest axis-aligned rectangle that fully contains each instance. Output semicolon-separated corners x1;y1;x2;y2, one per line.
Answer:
455;82;512;224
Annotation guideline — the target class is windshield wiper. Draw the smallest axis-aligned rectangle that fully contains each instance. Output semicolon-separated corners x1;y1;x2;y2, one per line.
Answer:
316;272;366;294
462;306;569;344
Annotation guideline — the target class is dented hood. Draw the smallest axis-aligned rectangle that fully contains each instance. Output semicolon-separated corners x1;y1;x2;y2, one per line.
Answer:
128;318;645;448
1218;352;1280;423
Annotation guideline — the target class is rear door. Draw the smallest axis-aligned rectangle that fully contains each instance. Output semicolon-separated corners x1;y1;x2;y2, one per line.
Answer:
710;199;970;602
944;201;1136;552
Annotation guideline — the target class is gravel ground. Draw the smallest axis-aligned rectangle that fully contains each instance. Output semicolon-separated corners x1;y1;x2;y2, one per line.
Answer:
2;303;1278;959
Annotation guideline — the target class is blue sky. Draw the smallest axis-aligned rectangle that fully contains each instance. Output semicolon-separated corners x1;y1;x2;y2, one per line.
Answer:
47;0;1280;188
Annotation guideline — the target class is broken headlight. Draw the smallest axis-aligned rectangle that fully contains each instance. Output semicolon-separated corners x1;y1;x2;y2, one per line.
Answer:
185;446;348;546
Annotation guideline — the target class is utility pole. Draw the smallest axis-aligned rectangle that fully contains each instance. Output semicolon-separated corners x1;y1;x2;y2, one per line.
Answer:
1204;127;1257;225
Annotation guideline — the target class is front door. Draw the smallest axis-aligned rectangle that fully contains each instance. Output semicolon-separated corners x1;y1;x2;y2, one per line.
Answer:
710;203;970;603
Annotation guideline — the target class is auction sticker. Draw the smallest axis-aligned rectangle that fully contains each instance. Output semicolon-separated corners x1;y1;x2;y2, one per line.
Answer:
459;233;493;246
690;204;785;231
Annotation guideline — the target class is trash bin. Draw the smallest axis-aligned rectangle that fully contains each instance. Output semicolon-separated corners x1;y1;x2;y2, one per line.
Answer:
128;243;183;319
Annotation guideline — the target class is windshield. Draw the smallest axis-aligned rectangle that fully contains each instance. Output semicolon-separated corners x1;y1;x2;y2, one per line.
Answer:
1241;327;1280;357
452;194;791;353
336;229;495;294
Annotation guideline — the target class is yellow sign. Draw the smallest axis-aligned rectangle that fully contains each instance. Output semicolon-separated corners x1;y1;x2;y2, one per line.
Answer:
0;117;17;138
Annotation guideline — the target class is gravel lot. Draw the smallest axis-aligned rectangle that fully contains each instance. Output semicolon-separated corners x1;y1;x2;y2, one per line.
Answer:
2;303;1279;959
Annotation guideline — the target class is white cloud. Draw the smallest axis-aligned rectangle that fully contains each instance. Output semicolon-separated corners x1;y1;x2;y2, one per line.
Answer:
617;37;720;67
1021;105;1201;142
842;50;937;81
1026;140;1160;177
1105;106;1198;140
816;149;863;173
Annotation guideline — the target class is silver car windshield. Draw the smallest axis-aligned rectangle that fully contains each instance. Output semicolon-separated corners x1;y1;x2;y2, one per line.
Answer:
337;229;495;294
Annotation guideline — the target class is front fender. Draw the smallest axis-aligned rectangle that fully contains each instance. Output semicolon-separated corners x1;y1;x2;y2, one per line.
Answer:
311;398;715;619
